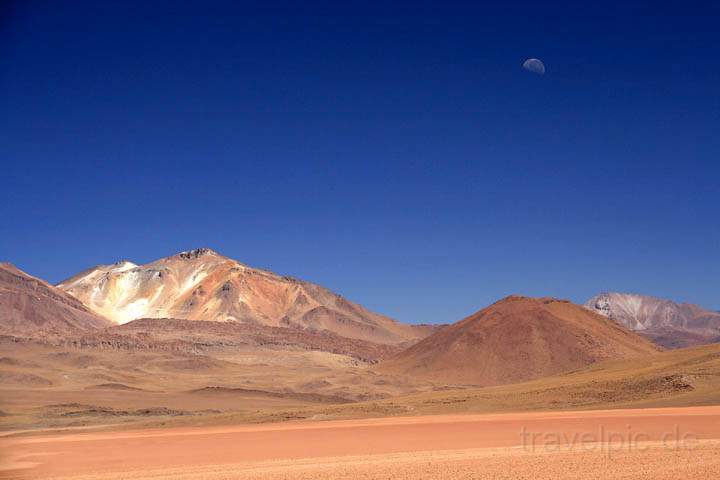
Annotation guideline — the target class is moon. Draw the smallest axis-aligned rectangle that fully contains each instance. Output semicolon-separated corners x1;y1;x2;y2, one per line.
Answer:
522;58;545;75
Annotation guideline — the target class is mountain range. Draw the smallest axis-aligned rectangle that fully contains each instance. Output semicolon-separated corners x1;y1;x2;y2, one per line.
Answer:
2;250;718;354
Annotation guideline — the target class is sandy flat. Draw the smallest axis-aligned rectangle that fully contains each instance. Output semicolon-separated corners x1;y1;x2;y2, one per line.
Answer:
2;406;720;479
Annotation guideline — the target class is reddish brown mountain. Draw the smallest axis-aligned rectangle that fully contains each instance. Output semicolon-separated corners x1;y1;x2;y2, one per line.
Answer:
376;295;660;386
0;262;112;336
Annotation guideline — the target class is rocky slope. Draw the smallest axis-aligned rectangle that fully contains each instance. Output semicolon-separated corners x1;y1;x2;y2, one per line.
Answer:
0;263;112;336
52;318;401;363
58;248;434;345
585;292;720;348
376;295;660;386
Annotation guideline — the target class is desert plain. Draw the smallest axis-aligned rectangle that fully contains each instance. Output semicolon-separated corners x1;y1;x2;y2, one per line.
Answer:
2;407;720;479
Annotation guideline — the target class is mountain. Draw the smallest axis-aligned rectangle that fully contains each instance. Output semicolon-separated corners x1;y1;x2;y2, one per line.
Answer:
585;292;720;348
375;295;660;386
0;262;112;336
58;248;433;345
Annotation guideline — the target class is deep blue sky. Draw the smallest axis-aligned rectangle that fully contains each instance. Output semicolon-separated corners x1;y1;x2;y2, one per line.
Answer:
2;1;718;322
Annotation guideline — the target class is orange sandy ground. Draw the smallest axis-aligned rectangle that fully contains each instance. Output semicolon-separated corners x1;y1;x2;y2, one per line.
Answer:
2;406;720;479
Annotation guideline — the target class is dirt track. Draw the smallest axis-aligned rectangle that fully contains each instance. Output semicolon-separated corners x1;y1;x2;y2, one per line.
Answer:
2;406;720;479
